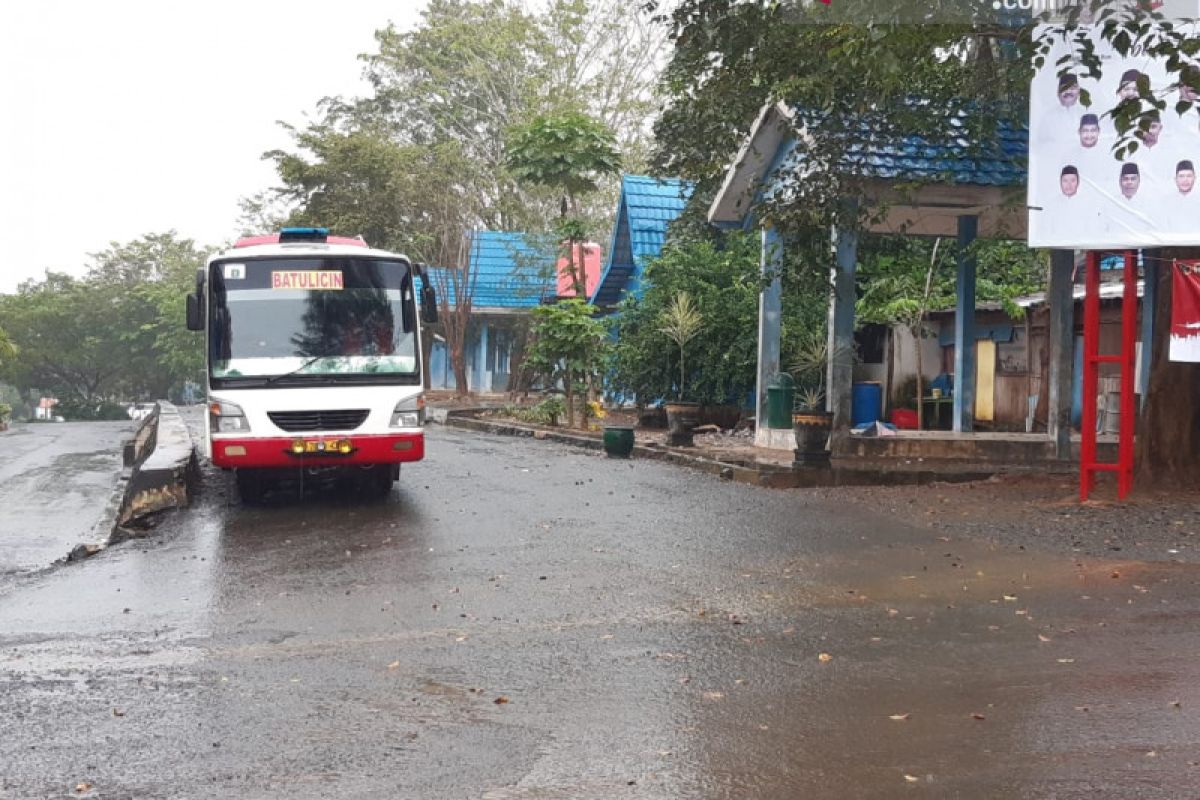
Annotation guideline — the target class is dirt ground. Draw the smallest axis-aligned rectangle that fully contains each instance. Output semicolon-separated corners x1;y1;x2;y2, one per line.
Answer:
432;393;1200;567
818;474;1200;566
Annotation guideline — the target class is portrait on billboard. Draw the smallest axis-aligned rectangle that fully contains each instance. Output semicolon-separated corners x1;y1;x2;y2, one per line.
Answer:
1028;20;1200;248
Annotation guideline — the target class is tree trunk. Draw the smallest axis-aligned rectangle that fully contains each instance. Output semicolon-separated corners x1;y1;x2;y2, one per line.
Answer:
1135;249;1200;488
564;368;576;428
450;339;470;399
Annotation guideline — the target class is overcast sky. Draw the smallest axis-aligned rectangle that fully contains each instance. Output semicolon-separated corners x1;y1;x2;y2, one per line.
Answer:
0;0;427;293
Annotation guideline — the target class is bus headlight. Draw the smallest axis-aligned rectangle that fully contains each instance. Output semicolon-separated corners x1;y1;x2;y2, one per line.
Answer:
389;394;425;428
209;400;251;434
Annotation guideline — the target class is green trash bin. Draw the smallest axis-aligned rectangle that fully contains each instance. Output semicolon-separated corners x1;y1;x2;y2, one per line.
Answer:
765;373;795;429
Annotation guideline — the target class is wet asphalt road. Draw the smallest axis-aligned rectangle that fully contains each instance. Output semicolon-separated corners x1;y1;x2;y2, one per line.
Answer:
0;421;135;577
4;426;1200;799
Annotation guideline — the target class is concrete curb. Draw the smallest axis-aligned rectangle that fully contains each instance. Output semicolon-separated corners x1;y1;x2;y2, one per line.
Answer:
69;401;199;561
438;411;996;490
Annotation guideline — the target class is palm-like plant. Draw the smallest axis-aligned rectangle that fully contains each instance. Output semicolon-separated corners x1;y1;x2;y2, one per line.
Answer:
658;292;704;401
789;329;840;412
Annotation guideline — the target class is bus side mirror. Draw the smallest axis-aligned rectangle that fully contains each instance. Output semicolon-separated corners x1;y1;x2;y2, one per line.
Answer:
186;293;204;330
414;263;438;324
186;269;205;331
420;284;438;324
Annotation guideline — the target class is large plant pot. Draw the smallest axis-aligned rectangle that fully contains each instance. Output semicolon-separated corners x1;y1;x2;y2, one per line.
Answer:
603;426;635;458
664;401;700;447
700;403;742;430
792;410;832;466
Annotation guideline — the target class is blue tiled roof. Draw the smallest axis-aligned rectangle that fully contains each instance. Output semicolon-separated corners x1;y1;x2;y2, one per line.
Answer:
808;106;1028;187
423;231;556;310
592;175;693;307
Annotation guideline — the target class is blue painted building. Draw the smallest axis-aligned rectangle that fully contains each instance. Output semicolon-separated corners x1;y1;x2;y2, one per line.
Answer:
591;175;694;308
426;231;557;393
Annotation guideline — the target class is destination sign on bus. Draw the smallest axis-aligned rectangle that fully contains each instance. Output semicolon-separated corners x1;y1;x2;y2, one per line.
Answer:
271;270;344;290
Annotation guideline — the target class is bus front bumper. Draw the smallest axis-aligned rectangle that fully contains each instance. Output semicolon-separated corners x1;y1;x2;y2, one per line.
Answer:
211;431;425;469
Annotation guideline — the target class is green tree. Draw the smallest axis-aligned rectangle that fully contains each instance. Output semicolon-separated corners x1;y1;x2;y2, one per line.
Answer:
609;232;765;407
0;233;211;413
524;299;609;429
0;327;16;368
506;109;621;297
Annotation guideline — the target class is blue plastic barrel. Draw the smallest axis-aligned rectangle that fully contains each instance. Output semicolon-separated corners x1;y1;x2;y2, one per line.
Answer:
851;382;882;426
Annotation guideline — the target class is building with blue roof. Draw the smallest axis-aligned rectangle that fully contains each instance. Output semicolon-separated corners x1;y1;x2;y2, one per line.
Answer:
592;175;694;308
426;231;557;392
708;99;1043;450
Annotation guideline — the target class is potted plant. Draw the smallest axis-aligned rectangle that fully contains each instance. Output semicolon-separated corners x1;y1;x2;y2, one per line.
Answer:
658;292;703;446
0;402;10;432
789;331;834;465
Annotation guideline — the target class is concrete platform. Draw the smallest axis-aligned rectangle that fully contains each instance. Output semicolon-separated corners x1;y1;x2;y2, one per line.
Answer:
837;430;1117;470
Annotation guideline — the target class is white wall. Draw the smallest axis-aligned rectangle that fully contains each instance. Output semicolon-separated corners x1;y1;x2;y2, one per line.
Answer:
852;326;942;412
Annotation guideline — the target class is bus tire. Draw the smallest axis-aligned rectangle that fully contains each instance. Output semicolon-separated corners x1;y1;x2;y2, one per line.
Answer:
371;464;394;497
236;469;268;504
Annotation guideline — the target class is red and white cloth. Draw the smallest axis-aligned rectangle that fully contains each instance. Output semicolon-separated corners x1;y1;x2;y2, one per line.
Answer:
1170;260;1200;362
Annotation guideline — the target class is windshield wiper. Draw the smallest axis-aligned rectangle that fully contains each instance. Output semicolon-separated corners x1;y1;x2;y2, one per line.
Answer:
265;356;326;385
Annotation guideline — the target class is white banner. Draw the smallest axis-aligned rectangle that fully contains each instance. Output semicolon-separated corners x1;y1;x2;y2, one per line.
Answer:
1028;22;1200;248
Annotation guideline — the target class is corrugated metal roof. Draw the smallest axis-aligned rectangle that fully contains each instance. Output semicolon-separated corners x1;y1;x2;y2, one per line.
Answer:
592;175;694;307
423;231;556;310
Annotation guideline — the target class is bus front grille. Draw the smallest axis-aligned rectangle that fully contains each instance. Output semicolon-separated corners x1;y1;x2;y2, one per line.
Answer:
268;409;370;432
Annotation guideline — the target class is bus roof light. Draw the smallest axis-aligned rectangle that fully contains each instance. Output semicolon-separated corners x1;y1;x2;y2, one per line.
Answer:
279;227;329;243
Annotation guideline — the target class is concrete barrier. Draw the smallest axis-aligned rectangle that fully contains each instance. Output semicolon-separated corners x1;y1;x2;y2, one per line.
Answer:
67;401;198;561
118;401;199;530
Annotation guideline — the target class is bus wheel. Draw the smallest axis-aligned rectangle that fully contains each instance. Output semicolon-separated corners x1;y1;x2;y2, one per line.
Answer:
369;464;394;497
236;469;268;504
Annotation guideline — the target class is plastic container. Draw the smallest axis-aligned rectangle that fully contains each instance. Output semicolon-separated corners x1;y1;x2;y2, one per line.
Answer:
851;381;883;427
765;373;795;429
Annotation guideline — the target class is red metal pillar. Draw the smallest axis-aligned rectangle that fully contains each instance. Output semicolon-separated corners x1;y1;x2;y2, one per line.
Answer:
1079;249;1138;501
1118;250;1138;498
1080;251;1100;501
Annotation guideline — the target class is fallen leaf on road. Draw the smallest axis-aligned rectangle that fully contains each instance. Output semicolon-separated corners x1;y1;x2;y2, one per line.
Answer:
75;783;92;794
1038;634;1052;643
971;713;986;720
1171;700;1182;708
818;652;833;663
889;713;911;721
387;661;400;670
493;696;509;705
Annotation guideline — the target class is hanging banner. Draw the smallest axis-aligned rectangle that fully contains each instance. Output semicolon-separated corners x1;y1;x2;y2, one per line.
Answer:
1170;260;1200;361
1028;13;1200;248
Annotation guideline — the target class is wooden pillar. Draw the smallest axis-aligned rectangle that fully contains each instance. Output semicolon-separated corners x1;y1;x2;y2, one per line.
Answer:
829;221;858;438
1047;249;1075;458
755;225;783;441
953;215;978;432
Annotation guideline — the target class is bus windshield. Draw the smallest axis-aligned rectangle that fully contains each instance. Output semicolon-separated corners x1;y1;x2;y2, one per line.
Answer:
209;257;419;385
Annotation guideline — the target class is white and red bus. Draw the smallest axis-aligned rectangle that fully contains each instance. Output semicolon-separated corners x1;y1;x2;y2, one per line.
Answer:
186;227;437;501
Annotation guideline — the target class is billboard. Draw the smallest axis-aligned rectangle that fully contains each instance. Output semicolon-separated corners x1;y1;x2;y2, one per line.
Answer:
1028;21;1200;248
